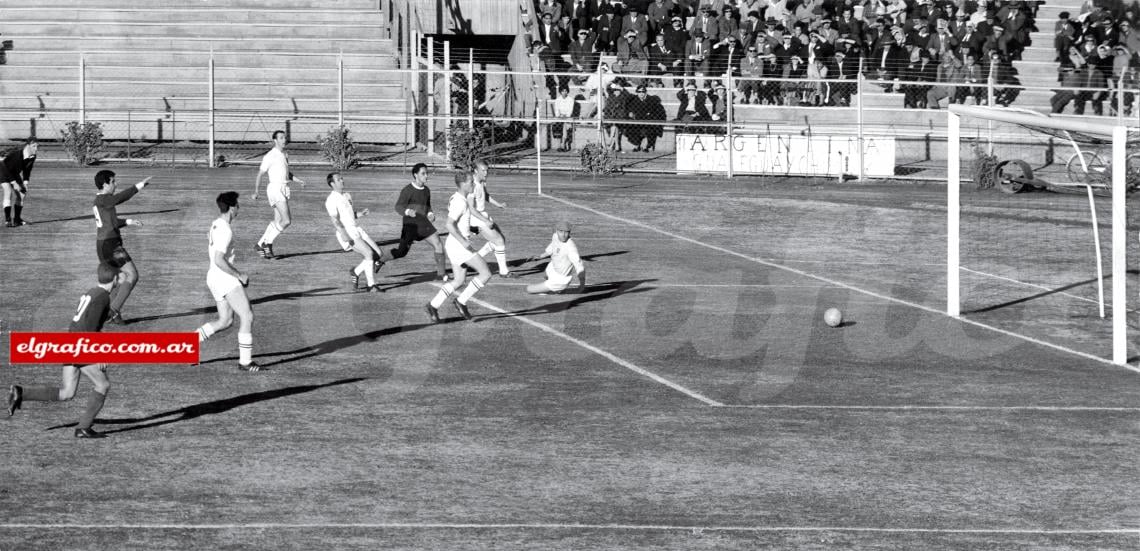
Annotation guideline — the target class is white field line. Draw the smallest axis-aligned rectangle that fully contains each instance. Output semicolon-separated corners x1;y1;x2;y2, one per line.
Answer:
539;193;1140;375
0;522;1136;534
450;287;724;406
719;404;1140;411
960;267;1101;307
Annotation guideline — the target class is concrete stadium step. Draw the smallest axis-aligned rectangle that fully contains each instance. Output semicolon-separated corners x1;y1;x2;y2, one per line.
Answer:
31;0;382;8
1;65;400;85
3;22;388;40
1;52;399;71
0;95;405;115
3;36;394;53
0;80;405;100
3;8;387;24
0;119;412;145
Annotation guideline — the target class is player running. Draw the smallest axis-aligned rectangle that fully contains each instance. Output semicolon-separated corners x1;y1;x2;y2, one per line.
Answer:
388;163;449;281
525;220;586;294
252;130;305;259
6;262;125;438
425;172;494;322
93;170;152;324
1;138;37;227
325;172;387;292
469;160;517;278
195;192;259;372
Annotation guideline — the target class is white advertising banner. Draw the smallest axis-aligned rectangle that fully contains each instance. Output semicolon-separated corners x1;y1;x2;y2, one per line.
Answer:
675;134;896;177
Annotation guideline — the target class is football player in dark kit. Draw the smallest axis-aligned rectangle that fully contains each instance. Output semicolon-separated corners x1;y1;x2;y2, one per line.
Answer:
1;138;37;227
92;170;153;324
7;263;125;438
388;163;449;280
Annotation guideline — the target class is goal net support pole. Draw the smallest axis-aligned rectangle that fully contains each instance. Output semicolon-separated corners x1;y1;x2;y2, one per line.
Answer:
947;105;1130;365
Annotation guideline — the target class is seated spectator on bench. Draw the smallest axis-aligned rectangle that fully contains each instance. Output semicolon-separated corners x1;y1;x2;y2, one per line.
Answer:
675;81;711;129
648;32;683;87
616;29;650;83
624;84;666;151
550;86;581;151
739;46;766;103
603;82;632;151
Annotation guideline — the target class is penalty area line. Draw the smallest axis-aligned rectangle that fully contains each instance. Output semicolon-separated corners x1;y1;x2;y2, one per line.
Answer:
442;286;723;406
540;194;1140;375
0;522;1136;535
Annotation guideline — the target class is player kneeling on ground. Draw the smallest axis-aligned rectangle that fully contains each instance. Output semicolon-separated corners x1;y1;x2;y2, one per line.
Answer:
526;220;586;294
195;191;259;372
7;262;125;438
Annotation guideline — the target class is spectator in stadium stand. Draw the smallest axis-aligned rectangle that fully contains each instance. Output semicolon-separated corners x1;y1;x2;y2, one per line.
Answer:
551;85;580;151
956;16;985;59
739;0;764;20
690;7;722;42
739;45;765;102
709;81;730;124
835;7;862;40
602;82;631;151
713;34;742;77
901;47;937;108
675;81;711;128
1112;61;1138;116
621;4;651;44
567;0;596;34
624;84;666;151
529;40;560;98
568;28;598;83
537;12;565;55
616;29;650;83
986;50;1022;106
540;0;563;22
995;0;1031;61
788;0;814;26
782;55;809;105
594;4;621;54
647;0;675;37
583;61;617;96
757;52;783;104
715;7;739;42
758;17;783;51
663;15;690;54
1119;20;1140;57
686;29;713;86
805;54;830;105
1050;63;1084;113
829;49;857;106
1054;11;1079;62
558;14;576;50
871;33;906;91
814;17;838;44
648;32;682;87
927;49;965;108
930;18;959;57
806;30;833;62
1077;43;1115;115
954;52;986;104
734;11;761;50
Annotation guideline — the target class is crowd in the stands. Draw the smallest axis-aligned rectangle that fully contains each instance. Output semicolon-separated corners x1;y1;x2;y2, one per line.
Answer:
521;0;1140;116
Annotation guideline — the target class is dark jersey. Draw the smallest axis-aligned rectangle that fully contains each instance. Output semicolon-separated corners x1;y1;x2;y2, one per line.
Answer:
0;148;35;184
93;186;138;241
394;183;432;220
69;287;112;333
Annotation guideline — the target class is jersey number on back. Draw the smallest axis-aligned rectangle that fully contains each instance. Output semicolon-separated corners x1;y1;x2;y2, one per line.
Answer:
92;206;103;228
72;294;92;323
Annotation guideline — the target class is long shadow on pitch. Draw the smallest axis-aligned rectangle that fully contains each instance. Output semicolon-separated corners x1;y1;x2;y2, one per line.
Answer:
476;278;657;321
45;377;367;434
128;286;339;323
31;208;181;226
272;248;349;260
377;250;630;292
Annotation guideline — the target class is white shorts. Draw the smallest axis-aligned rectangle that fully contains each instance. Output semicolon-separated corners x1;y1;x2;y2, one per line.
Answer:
267;182;290;207
470;211;494;231
545;269;573;292
207;269;242;302
444;234;477;266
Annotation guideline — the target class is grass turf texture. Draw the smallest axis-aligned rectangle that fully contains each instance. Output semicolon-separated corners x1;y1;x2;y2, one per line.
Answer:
1;166;1138;549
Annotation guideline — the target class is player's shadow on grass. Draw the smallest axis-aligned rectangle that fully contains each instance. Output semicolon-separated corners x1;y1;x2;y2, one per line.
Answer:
45;377;366;434
379;250;631;292
128;286;339;323
30;208;181;226
272;249;351;260
478;278;657;321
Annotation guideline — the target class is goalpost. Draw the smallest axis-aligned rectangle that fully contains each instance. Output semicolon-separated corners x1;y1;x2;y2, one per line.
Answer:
947;105;1132;365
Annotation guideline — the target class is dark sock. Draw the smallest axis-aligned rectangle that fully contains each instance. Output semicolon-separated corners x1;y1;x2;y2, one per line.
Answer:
434;252;447;277
22;385;61;401
77;391;106;430
13;205;21;222
110;278;135;312
3;206;9;222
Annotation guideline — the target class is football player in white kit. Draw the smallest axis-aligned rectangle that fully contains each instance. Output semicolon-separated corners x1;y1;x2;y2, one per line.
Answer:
526;220;586;294
195;191;259;371
324;172;386;292
425;172;493;322
469;160;516;278
252;130;305;259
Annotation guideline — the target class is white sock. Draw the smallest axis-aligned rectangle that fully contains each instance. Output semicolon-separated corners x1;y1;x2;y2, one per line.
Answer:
493;244;509;275
357;258;375;286
238;332;253;365
477;242;494;258
457;278;484;304
260;222;282;245
430;282;455;308
197;324;217;342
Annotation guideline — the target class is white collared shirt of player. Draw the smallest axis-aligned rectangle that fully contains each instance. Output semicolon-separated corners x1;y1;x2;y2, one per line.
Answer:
259;147;290;186
471;178;492;219
325;190;362;240
544;232;584;279
208;216;236;273
447;190;473;240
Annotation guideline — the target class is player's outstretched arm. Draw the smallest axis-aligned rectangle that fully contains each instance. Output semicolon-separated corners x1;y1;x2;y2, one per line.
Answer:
135;176;152;190
253;170;265;199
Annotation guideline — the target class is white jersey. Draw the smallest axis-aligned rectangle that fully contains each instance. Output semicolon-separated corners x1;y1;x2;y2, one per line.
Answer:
258;147;290;185
447;191;472;239
208;217;236;274
324;190;361;239
544;233;584;279
472;178;490;214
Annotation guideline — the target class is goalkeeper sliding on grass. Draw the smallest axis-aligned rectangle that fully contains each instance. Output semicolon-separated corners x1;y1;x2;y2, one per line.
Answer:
525;220;586;295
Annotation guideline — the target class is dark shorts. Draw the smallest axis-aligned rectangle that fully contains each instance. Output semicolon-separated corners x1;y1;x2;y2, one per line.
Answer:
97;238;131;267
403;217;437;241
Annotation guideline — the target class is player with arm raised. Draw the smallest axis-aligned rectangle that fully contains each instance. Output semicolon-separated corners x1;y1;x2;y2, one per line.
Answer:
526;220;586;294
388;163;449;281
325;172;387;292
469;160;518;278
6;262;125;438
252;129;305;259
93;170;152;324
1;138;37;227
195;191;259;372
425;172;494;322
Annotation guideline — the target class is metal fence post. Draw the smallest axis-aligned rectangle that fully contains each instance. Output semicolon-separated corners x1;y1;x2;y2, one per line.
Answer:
726;73;734;179
209;51;216;168
79;53;86;124
468;49;475;130
338;51;345;127
427;36;435;157
856;71;865;182
444;40;452;159
595;63;603;146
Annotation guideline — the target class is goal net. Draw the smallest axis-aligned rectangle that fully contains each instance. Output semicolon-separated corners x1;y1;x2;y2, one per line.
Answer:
947;105;1140;365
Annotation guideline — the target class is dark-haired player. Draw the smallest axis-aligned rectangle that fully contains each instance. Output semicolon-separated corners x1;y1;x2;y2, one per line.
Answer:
1;138;37;227
7;263;125;438
195;192;259;371
388;163;449;280
325;172;387;292
93;170;152;324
